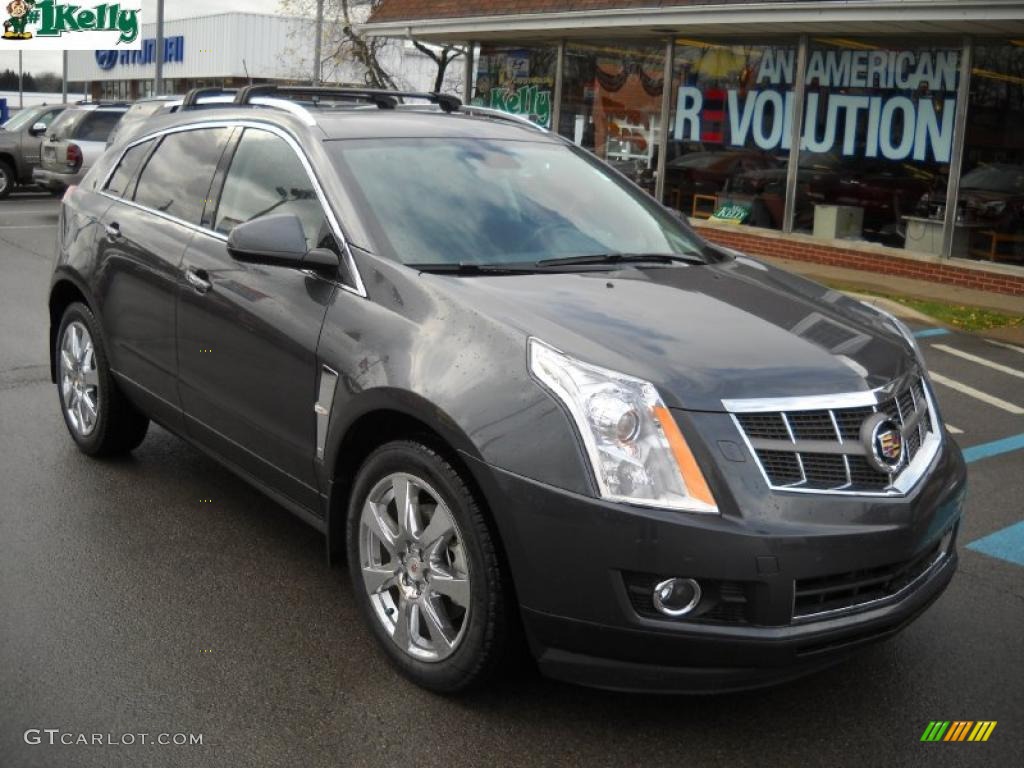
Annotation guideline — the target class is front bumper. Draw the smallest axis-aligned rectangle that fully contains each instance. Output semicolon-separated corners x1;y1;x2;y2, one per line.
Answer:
464;434;966;693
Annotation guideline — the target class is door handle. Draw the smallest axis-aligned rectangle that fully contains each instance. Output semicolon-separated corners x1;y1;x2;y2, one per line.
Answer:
185;267;212;294
105;222;121;240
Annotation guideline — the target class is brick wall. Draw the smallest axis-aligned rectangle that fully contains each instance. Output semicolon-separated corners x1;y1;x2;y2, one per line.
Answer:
694;224;1024;298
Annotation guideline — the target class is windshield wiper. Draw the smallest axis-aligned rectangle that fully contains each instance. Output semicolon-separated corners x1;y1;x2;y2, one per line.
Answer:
411;261;543;275
535;252;706;268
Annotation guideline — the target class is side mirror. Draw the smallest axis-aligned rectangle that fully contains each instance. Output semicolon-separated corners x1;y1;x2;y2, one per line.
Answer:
226;213;339;270
29;122;47;136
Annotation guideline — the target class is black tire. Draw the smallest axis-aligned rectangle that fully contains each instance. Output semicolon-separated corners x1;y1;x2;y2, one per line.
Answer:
346;440;512;693
55;302;149;456
0;160;14;199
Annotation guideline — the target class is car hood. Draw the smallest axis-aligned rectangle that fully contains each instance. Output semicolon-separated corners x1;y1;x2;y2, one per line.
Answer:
422;255;916;412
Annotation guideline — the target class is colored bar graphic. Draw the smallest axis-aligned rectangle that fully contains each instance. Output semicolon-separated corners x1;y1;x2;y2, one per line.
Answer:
921;721;950;741
921;721;997;742
913;328;951;338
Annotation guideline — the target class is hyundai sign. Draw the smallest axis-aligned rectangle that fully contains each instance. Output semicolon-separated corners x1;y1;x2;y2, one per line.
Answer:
95;35;184;70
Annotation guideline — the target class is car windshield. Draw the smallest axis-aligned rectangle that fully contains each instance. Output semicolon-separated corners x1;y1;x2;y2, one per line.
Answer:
1;107;42;132
326;137;706;266
959;164;1024;193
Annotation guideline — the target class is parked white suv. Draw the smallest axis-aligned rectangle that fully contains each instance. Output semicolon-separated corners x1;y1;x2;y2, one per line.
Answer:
34;103;128;194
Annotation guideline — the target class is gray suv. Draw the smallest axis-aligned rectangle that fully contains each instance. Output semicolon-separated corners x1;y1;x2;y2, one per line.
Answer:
48;86;966;694
0;104;66;198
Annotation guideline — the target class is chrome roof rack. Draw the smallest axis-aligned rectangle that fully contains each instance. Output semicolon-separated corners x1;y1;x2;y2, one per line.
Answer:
456;104;548;133
232;84;463;113
177;85;542;134
181;86;238;107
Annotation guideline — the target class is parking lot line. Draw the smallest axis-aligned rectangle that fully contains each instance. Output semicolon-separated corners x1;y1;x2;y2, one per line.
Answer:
967;520;1024;567
945;423;964;434
913;328;951;338
932;344;1024;380
987;339;1024;355
961;433;1024;464
928;372;1024;414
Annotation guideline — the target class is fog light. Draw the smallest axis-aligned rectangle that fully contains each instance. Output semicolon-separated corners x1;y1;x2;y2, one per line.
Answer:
652;577;702;617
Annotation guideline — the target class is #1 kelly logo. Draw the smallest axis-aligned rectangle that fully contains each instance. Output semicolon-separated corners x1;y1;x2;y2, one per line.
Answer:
2;0;140;49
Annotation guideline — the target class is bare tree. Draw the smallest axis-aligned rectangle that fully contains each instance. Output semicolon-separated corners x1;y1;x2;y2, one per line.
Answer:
279;0;463;92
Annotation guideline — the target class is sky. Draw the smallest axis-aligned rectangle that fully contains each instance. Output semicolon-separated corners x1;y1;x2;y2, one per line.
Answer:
0;0;285;77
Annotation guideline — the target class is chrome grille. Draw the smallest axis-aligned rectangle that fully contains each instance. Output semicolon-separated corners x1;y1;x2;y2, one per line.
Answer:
732;376;936;494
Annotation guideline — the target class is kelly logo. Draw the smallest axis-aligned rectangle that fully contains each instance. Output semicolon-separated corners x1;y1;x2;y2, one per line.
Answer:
920;721;997;742
2;0;140;48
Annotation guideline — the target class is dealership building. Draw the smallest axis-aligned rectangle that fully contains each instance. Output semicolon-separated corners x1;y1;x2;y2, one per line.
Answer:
66;11;451;103
363;0;1024;296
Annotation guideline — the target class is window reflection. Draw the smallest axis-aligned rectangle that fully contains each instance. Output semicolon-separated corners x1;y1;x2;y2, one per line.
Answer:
665;40;794;229
559;42;666;192
794;39;957;252
474;44;557;128
958;41;1024;265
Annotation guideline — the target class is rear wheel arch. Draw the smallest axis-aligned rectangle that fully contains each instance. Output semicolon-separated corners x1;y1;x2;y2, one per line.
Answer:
48;277;97;382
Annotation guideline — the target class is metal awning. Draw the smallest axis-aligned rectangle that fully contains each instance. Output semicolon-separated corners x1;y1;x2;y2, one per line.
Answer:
358;0;1024;43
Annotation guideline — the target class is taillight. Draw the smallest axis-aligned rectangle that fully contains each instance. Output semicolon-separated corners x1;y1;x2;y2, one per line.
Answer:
66;143;83;170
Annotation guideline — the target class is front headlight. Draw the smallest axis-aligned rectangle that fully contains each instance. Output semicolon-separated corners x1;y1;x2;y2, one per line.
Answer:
528;338;717;514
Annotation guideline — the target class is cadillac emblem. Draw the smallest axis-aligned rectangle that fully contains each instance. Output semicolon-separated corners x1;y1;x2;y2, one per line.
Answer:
860;412;906;475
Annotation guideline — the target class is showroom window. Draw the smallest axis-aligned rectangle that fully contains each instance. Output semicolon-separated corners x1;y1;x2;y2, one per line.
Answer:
792;39;961;253
473;44;558;129
664;39;796;229
959;41;1024;267
559;41;667;191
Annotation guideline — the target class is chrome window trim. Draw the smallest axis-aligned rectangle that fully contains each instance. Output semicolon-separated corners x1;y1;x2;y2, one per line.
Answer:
725;376;944;498
98;118;367;298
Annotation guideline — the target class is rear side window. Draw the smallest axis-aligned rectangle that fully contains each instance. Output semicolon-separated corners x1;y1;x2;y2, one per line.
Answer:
48;109;85;141
75;111;124;142
214;128;327;250
134;128;232;225
104;140;153;198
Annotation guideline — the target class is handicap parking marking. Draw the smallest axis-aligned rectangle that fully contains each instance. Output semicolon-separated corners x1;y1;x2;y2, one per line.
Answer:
928;371;1024;415
913;328;951;339
967;520;1024;568
932;344;1024;380
961;433;1024;464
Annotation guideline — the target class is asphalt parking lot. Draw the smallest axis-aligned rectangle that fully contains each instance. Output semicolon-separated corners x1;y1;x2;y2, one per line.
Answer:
1;192;1022;768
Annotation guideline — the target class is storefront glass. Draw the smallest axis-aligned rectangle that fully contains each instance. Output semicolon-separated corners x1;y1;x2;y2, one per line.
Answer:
473;44;558;129
664;39;795;229
560;41;666;192
959;41;1024;267
793;39;960;252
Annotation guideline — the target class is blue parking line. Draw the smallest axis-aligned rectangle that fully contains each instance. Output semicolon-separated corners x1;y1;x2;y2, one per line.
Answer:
913;328;951;338
962;433;1024;464
967;521;1024;567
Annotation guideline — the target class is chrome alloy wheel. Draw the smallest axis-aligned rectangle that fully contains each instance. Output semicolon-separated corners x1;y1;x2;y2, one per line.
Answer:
59;320;100;436
359;472;471;662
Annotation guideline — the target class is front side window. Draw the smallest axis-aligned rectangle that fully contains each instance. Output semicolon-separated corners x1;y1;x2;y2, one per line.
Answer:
134;128;232;225
327;137;705;266
104;139;154;198
214;128;327;250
